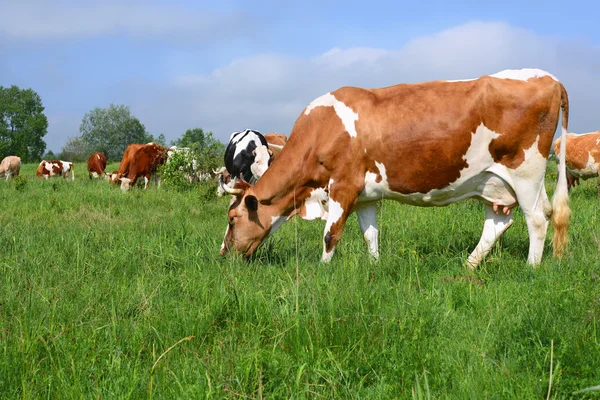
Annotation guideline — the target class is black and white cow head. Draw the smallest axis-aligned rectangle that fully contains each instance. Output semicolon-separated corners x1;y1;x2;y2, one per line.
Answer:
224;129;270;181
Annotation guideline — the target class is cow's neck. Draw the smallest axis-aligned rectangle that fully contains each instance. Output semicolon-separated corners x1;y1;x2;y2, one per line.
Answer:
252;146;318;218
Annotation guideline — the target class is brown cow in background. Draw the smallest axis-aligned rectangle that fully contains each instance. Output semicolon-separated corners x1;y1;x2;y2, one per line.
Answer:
87;152;107;179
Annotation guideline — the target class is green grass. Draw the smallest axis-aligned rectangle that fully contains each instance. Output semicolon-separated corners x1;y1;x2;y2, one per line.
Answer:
1;162;599;399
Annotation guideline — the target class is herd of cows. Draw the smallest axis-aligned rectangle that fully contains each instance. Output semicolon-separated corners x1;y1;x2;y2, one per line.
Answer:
2;68;600;267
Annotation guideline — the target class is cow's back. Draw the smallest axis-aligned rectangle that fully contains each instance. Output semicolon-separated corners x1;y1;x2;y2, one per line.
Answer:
286;76;562;195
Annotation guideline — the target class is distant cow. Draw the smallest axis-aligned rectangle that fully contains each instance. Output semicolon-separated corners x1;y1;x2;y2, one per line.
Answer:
87;152;107;179
217;130;287;196
0;156;21;181
36;160;75;180
553;131;600;193
109;143;150;184
118;143;169;191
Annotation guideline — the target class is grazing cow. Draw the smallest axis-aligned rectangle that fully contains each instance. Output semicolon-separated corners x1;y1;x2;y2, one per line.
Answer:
87;152;107;179
0;156;21;181
223;129;269;183
36;160;75;180
220;68;570;269
217;131;288;196
553;131;600;194
109;143;149;184
118;143;169;191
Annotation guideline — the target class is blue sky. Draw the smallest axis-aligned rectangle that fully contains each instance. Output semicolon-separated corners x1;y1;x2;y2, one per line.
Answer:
1;0;599;152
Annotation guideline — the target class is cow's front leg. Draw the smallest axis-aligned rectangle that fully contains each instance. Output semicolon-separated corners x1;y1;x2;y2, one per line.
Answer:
321;183;358;263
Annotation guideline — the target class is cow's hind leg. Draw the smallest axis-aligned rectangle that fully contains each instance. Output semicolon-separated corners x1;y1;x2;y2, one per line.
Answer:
355;203;379;259
467;203;514;269
511;177;552;266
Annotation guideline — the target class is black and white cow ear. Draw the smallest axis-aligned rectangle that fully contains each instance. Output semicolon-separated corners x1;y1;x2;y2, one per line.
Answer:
245;195;259;212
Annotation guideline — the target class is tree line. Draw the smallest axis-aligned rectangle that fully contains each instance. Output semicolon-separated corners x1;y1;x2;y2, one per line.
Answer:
0;85;225;171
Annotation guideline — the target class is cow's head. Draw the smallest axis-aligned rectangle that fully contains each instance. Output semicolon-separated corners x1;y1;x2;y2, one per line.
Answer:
220;181;285;258
250;145;273;179
118;177;133;192
109;171;121;184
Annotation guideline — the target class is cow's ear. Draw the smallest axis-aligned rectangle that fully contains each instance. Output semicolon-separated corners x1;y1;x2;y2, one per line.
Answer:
252;149;256;156
245;195;259;212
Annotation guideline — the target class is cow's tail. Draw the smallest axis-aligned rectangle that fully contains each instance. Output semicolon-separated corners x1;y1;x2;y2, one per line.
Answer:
551;82;570;258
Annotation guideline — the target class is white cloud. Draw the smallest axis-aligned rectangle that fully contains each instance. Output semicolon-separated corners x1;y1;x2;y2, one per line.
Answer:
0;0;247;42
121;21;600;146
39;20;600;151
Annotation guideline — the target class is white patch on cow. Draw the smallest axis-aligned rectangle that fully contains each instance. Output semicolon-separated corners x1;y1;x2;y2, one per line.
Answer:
97;154;101;160
324;199;344;239
250;145;271;179
304;92;359;138
231;130;265;159
321;249;335;263
302;187;329;221
322;171;342;263
358;123;506;206
596;137;600;146
571;153;600;179
120;177;132;192
361;161;390;200
91;172;99;178
447;69;558;84
490;68;558;82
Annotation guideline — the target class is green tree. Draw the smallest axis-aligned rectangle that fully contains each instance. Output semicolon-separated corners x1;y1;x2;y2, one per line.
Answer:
0;85;48;161
59;136;89;162
153;133;167;146
43;150;57;159
171;128;225;171
79;104;152;161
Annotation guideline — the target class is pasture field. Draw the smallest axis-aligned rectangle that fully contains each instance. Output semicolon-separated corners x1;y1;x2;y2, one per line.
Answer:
1;162;599;399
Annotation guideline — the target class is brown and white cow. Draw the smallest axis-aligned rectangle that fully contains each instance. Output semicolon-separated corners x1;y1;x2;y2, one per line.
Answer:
118;143;169;191
87;152;107;179
0;156;21;181
553;131;600;193
220;68;571;269
109;142;155;184
36;160;75;180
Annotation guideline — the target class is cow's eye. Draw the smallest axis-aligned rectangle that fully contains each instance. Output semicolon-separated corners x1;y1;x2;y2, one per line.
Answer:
229;216;235;224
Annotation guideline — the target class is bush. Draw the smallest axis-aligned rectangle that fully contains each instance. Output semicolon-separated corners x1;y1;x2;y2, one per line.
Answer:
158;150;197;192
